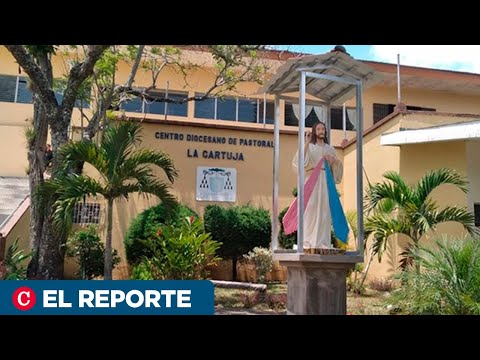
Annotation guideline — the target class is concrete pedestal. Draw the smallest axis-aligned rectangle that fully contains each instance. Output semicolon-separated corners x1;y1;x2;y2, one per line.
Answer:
275;252;363;315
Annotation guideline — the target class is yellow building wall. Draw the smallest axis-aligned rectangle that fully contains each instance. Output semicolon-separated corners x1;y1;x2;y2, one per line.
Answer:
0;125;28;176
347;85;480;130
363;140;470;281
340;117;402;280
400;140;469;241
400;141;468;208
0;103;34;176
106;122;306;278
342;118;402;212
4;209;31;262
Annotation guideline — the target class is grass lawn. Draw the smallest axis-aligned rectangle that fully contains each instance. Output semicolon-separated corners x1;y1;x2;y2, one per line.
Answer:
215;282;390;315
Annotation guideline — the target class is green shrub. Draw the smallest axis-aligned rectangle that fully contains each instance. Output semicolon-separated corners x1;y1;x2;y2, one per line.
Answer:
132;217;221;280
204;204;271;280
0;238;31;280
388;236;480;315
130;261;154;280
65;225;121;280
125;203;198;265
243;247;273;283
278;206;297;249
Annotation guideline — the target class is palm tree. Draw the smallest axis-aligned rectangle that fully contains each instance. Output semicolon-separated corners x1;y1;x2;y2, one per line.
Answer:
39;121;178;280
364;168;479;270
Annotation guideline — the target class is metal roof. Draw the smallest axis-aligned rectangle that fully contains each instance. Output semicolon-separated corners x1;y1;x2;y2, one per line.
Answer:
259;50;382;105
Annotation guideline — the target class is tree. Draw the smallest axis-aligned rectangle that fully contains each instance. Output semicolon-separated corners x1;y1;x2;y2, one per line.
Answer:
6;45;109;279
204;205;271;281
364;168;479;270
38;121;178;280
5;45;267;279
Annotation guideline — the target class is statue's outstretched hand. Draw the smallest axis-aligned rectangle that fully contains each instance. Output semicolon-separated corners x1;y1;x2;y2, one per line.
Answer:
305;131;312;142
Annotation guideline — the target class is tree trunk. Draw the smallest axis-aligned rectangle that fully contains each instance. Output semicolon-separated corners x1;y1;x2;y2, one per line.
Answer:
31;77;97;279
31;114;69;279
232;257;238;281
356;245;375;293
26;97;48;278
104;197;114;280
26;53;52;279
36;209;66;279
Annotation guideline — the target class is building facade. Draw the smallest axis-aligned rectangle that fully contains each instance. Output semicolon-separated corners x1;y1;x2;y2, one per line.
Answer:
1;45;479;280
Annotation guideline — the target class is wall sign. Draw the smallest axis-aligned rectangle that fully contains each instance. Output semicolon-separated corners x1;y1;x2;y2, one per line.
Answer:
196;167;236;202
155;131;274;162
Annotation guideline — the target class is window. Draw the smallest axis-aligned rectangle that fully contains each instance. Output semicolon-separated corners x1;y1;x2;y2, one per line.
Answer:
73;202;101;224
217;97;237;121
121;97;144;113
16;77;33;104
0;75;33;104
194;93;274;124
259;100;275;124
373;103;396;124
284;102;355;130
0;74;89;108
0;75;16;103
54;90;91;109
194;97;215;119
475;203;480;227
145;90;188;117
373;103;436;124
406;105;436;112
237;98;257;123
120;90;188;117
331;106;355;130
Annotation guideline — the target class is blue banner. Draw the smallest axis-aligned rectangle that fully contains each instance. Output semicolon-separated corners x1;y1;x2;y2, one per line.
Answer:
0;280;214;315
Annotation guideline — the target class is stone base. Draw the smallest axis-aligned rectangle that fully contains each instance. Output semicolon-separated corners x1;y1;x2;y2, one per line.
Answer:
275;253;363;315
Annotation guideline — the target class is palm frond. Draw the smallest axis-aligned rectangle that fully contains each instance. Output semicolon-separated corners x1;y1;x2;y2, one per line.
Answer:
398;242;415;270
52;197;83;237
408;199;438;238
58;139;108;180
50;174;105;236
383;171;412;199
430;206;480;236
375;197;396;214
34;178;60;209
365;211;411;262
345;211;358;239
365;171;412;213
101;121;143;180
119;148;178;183
118;180;178;211
415;168;469;204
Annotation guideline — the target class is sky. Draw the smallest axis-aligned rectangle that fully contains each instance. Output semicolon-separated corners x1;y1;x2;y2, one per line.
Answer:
272;45;480;74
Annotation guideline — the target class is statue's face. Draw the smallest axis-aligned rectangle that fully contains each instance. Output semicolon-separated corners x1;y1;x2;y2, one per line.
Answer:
315;123;326;140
